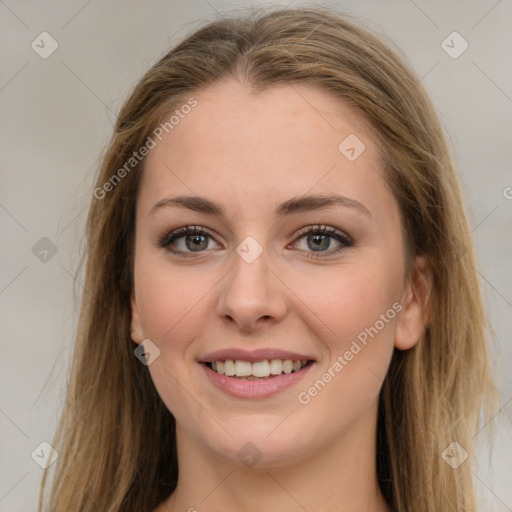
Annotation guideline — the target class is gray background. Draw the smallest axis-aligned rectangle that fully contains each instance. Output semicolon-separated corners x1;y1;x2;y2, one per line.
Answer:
1;1;511;510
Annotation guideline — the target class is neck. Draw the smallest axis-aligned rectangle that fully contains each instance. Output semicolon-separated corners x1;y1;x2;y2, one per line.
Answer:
159;400;391;512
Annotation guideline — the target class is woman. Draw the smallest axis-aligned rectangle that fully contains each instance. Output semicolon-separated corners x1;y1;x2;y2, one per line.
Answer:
39;7;498;512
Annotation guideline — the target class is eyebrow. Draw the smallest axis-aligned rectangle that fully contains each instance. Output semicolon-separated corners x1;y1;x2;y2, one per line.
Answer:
149;193;371;218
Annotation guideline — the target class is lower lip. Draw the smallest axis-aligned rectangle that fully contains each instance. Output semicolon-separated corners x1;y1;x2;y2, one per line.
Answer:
200;363;314;399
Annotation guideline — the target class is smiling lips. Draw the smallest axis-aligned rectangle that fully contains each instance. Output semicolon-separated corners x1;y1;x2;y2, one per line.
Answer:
199;349;315;398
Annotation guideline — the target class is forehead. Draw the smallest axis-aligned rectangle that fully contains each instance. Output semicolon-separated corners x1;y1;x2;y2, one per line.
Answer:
138;79;396;222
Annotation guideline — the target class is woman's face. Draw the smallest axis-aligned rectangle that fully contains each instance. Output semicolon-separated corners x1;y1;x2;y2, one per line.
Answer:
131;79;426;466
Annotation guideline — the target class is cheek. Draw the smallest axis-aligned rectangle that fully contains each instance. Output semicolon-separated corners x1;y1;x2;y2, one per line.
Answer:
293;257;402;350
292;256;401;415
133;258;217;419
133;249;212;345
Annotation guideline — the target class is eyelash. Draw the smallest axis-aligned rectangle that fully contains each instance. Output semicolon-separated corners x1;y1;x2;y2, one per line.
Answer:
158;224;354;259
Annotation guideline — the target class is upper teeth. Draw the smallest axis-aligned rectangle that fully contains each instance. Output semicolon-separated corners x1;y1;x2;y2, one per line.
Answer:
211;359;308;378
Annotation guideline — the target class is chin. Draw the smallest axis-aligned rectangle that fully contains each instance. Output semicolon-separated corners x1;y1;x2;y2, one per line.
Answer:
194;410;324;468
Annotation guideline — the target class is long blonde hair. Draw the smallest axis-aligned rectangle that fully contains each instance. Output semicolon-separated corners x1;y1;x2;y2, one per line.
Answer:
39;7;498;511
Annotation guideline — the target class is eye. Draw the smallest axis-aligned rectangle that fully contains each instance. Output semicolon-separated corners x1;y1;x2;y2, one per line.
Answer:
291;225;354;258
159;224;353;259
159;226;222;256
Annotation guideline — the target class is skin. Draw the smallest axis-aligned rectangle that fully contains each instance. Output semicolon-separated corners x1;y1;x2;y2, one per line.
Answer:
130;78;431;512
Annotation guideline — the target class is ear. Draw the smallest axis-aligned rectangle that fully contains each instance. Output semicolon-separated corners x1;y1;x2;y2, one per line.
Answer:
394;255;433;351
130;294;144;344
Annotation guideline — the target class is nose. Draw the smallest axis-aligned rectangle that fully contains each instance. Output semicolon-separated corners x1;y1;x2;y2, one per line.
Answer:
216;247;287;333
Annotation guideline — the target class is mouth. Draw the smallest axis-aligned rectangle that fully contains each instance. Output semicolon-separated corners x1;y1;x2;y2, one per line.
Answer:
198;349;316;399
205;359;313;379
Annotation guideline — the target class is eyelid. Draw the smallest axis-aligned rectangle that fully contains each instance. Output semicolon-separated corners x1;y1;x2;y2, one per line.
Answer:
294;224;352;241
